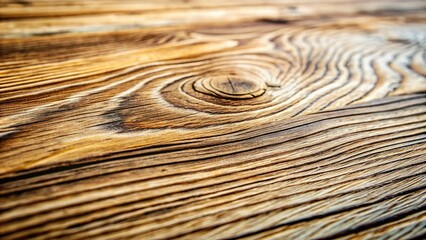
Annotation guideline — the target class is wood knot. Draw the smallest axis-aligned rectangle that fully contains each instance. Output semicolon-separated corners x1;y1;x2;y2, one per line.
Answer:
194;76;266;100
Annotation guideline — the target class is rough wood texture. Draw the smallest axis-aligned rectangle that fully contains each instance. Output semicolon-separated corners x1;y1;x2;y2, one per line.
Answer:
1;0;426;239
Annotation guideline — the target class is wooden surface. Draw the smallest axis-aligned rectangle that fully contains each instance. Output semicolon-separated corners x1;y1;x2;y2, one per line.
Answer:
1;0;426;239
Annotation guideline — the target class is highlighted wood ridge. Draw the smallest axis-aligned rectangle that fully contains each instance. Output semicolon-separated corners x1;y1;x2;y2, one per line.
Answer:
0;0;426;239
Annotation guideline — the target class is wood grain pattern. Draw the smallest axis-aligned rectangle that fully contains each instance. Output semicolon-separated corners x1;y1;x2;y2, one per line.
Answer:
0;0;426;239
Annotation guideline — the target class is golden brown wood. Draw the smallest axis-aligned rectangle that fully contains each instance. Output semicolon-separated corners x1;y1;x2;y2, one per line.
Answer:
0;0;425;239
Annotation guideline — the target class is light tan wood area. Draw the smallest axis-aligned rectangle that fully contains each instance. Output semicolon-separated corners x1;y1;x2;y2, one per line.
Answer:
1;0;426;239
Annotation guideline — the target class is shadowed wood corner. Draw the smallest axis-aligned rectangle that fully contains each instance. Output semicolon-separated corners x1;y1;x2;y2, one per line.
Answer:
0;0;426;239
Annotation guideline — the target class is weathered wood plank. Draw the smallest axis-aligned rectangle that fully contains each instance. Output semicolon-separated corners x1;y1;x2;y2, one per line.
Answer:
0;1;425;239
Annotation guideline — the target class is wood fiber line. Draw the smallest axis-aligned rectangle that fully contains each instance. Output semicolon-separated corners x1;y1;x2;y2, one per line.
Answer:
0;0;425;239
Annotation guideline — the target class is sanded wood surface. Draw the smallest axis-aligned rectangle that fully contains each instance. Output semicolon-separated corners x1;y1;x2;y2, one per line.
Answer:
1;0;426;239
